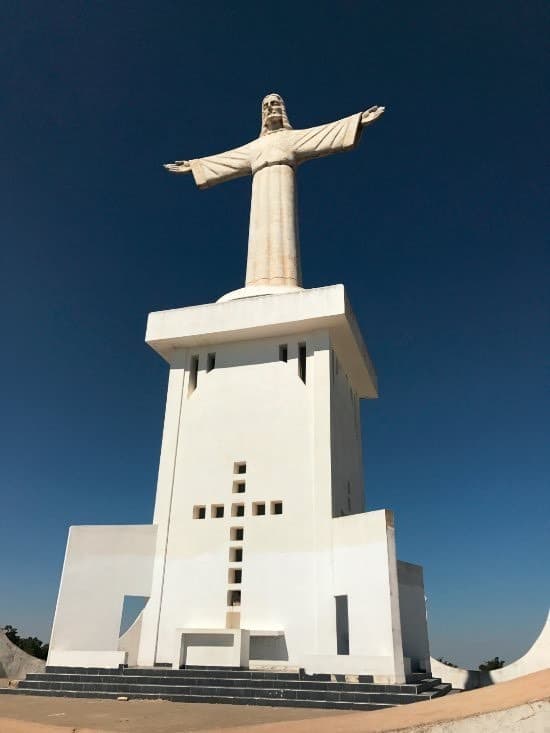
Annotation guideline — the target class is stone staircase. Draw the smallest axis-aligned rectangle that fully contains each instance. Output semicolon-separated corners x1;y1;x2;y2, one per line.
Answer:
0;666;451;710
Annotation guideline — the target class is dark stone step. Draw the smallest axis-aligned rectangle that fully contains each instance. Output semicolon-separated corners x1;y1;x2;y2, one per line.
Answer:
0;686;393;711
25;672;435;695
16;679;437;705
45;666;302;680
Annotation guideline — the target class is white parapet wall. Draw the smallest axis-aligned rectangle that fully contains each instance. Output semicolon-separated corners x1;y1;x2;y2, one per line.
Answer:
48;525;157;668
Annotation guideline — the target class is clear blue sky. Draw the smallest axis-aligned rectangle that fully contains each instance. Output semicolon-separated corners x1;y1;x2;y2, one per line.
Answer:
1;2;548;670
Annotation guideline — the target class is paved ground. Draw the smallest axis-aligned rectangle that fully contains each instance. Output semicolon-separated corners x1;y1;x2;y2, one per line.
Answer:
0;690;347;732
0;669;548;733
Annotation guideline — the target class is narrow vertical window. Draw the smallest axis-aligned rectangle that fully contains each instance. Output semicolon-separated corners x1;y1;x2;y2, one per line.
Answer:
188;355;199;396
279;344;288;362
207;352;216;372
298;343;307;383
335;595;350;655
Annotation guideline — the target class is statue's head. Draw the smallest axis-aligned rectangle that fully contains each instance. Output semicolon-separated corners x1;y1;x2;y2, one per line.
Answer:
261;93;292;135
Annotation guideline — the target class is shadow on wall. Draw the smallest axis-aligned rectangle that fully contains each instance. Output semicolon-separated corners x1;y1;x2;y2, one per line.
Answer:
250;635;289;662
431;609;550;690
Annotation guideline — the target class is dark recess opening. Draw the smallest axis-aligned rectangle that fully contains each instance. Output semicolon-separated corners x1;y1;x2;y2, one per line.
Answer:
298;343;306;383
335;595;350;655
189;355;199;394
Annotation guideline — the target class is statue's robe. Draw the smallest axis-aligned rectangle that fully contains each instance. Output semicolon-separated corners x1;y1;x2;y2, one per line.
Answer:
188;113;363;288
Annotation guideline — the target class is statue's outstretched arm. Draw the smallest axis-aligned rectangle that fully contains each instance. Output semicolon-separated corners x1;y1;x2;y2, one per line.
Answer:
293;106;384;164
163;144;252;189
361;106;385;127
164;160;192;174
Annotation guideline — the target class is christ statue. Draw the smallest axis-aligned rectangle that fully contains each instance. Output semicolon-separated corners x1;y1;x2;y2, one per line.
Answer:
165;94;384;290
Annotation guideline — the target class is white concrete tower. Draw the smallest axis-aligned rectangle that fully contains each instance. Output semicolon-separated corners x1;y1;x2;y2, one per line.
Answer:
47;95;430;682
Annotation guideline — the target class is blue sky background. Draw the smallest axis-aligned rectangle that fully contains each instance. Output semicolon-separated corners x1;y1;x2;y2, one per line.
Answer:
1;1;548;669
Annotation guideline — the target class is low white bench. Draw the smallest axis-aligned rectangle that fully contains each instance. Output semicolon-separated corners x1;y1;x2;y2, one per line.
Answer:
172;628;250;668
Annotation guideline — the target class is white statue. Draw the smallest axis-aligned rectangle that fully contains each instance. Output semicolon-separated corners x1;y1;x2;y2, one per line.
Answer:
165;94;384;289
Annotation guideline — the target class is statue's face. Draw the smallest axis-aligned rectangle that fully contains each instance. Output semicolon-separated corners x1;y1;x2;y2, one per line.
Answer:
262;94;285;131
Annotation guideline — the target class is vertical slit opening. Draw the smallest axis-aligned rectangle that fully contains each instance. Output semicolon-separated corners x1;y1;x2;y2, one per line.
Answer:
188;355;199;395
298;343;306;383
335;595;350;655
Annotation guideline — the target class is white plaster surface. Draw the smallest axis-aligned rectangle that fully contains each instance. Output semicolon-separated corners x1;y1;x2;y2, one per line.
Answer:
117;612;144;667
48;525;156;668
145;285;378;398
47;650;127;668
218;284;303;302
172;629;250;668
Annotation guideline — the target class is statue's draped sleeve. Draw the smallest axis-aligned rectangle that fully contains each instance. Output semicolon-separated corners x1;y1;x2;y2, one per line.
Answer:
189;143;252;189
291;113;363;163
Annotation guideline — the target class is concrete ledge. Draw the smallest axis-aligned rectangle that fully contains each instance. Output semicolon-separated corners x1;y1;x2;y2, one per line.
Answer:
146;285;378;398
46;650;127;668
303;654;407;683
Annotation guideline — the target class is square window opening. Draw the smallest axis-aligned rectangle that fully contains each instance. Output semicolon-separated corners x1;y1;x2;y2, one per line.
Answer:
253;502;266;516
211;504;224;519
231;503;245;517
228;589;241;607
193;505;206;520
229;547;243;563
271;501;283;516
234;461;246;474
230;527;244;541
228;568;242;584
232;481;246;494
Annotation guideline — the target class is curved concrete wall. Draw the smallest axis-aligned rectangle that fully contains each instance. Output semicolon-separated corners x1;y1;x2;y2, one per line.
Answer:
490;610;550;683
431;609;550;689
0;630;45;679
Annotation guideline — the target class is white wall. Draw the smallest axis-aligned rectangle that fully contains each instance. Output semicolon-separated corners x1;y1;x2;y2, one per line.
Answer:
328;510;406;682
330;349;364;516
150;332;326;665
48;525;156;667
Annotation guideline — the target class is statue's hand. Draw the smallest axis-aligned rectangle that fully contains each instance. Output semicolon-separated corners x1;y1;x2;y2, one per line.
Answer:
361;106;385;126
163;160;192;174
